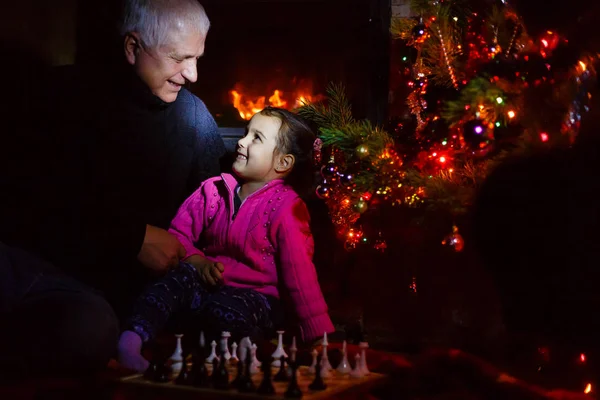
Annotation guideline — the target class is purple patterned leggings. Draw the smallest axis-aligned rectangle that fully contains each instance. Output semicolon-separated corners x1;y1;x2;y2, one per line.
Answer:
126;263;279;343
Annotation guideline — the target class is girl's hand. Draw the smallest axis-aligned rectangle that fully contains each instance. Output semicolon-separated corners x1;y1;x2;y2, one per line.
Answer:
185;255;224;286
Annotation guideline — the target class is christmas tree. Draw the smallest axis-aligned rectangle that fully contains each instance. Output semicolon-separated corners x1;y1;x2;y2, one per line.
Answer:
298;0;596;251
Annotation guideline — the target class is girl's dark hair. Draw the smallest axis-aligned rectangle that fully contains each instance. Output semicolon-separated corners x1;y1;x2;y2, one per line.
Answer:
259;106;316;195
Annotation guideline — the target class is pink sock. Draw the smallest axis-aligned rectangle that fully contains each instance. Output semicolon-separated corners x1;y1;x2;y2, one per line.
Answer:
118;330;149;372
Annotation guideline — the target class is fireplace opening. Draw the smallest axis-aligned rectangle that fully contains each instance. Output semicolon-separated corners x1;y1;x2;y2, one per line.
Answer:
193;0;390;130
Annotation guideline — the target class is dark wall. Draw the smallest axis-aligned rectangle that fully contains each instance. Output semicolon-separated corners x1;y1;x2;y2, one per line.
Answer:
1;0;77;66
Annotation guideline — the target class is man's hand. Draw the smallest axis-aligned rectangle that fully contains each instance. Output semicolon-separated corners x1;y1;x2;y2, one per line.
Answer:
137;225;185;273
186;255;224;286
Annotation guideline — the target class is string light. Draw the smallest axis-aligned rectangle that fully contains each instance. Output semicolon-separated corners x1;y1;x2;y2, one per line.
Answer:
437;26;459;90
505;21;520;57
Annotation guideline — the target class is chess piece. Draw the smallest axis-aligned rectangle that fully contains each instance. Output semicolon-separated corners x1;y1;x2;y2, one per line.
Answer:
230;342;239;364
250;343;261;373
289;336;298;363
257;359;275;395
191;350;209;387
274;355;289;382
211;357;220;387
154;359;172;383
336;340;351;374
199;331;206;348
320;356;332;379
231;353;244;389
350;354;365;378
206;340;218;364
321;332;332;371
309;357;327;391
212;348;229;390
239;336;252;364
271;330;288;366
144;359;160;380
308;348;318;374
221;331;232;361
238;351;256;393
175;353;192;385
284;362;303;398
170;334;184;377
287;336;298;377
359;342;370;375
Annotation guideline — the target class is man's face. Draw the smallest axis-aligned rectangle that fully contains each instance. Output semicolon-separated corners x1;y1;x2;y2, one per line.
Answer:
127;23;206;103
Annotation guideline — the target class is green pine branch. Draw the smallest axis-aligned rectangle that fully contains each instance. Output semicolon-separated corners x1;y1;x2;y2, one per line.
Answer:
297;82;354;128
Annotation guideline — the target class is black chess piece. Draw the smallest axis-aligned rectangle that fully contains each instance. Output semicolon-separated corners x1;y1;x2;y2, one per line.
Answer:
231;353;244;389
257;359;275;395
143;359;160;380
154;359;172;383
190;347;209;387
274;355;289;382
212;350;230;390
238;350;256;393
175;353;192;385
308;356;327;391
284;362;303;398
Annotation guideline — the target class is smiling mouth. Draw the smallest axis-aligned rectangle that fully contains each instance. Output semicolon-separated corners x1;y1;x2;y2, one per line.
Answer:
168;80;183;88
236;153;247;160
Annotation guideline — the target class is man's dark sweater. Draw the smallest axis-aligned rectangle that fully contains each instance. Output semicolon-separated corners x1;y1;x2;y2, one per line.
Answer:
1;62;226;311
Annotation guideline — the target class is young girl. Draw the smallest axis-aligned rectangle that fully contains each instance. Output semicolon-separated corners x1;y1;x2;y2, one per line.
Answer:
118;107;335;372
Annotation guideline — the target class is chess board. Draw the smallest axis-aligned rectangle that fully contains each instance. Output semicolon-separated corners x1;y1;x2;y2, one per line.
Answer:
118;363;387;399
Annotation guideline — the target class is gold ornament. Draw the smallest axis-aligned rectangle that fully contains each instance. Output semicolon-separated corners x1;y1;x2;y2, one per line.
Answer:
354;198;368;214
355;144;369;159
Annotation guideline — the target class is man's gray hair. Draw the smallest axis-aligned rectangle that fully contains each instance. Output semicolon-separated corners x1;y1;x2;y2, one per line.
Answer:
120;0;210;49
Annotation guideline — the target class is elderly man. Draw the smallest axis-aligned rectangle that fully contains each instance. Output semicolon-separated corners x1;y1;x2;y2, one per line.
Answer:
0;0;224;378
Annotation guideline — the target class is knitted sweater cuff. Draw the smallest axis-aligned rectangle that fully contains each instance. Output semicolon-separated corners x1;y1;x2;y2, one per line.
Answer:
299;313;335;342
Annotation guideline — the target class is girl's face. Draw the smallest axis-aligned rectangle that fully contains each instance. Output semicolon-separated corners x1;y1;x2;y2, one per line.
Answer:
233;114;284;183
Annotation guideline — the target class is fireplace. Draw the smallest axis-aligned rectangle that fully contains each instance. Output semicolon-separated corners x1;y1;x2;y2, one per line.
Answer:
192;0;390;139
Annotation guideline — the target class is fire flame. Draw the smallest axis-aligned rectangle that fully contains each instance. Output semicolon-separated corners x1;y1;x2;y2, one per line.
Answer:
230;88;323;120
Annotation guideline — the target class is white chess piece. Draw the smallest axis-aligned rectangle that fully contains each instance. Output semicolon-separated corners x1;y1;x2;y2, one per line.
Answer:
238;337;252;363
250;343;262;367
308;348;319;374
206;340;218;364
271;330;288;366
350;353;365;378
336;340;351;374
320;357;332;378
249;344;261;374
170;334;184;376
359;342;370;375
221;331;232;361
230;342;239;363
321;332;332;371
